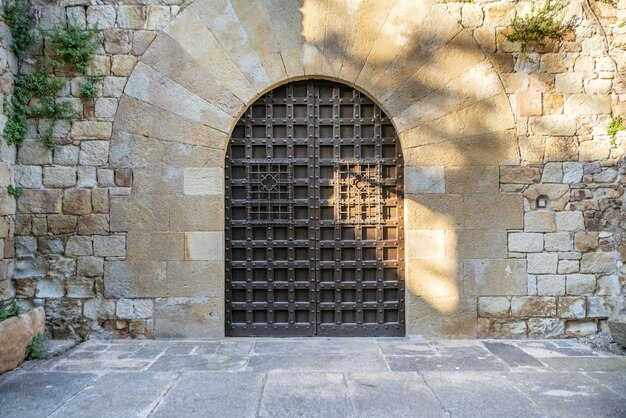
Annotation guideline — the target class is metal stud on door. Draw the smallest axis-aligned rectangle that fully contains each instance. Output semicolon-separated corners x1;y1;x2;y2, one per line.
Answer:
225;81;404;337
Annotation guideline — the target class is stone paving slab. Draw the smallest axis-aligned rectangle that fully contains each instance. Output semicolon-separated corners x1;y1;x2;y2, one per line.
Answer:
0;338;624;418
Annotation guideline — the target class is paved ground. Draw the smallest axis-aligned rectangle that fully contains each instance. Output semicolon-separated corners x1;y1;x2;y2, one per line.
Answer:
1;338;625;418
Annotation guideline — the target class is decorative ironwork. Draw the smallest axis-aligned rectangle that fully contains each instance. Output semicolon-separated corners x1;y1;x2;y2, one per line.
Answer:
245;160;293;224
225;80;405;337
335;160;382;225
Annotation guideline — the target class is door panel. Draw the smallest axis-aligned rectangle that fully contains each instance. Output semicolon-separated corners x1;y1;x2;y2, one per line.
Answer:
225;81;404;337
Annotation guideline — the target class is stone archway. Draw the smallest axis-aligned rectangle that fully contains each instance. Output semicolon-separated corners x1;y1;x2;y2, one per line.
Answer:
109;0;516;338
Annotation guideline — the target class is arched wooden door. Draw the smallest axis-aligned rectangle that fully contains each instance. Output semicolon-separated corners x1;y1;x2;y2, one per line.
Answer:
225;80;404;337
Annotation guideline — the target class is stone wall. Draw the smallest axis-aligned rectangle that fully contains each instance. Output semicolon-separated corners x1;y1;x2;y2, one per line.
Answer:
5;0;625;339
0;16;17;304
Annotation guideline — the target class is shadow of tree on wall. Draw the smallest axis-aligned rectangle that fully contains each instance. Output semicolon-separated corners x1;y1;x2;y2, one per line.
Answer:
294;0;519;337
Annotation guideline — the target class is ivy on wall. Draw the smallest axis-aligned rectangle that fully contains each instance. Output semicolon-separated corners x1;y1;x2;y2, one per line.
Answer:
505;0;568;52
2;0;100;148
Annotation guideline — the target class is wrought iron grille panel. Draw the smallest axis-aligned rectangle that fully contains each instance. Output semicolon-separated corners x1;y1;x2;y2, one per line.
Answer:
335;160;382;225
225;81;404;337
245;160;293;224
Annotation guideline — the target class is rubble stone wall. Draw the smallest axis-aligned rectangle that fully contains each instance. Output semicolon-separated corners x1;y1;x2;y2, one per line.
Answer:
4;0;625;339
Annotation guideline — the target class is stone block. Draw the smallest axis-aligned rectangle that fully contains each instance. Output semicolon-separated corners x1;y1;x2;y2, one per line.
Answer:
114;168;133;187
555;73;583;93
523;184;570;210
508;233;543;253
484;3;516;26
184;232;224;261
63;189;92;215
536;274;565;296
65;277;95;298
65;236;93;256
404;195;462;230
499;166;542;184
93;235;126;257
565;320;597;336
48;256;76;280
544;233;572;251
558;296;586;319
478;297;510;318
83;298;116;320
14;166;42;189
541;163;562;183
564;94;611;117
557;260;579;274
463;259;527;296
43;167;76;188
540;54;566;73
95;98;119;119
574;232;598;252
77;256;104;277
566;274;596;295
581;252;616;274
527;253;558;274
183;168;223;196
464;194;523;229
545;137;578;162
14;257;47;279
97;169;115;187
168;196;223;232
458;230;507;259
530;116;576;136
103;77;127;97
116;298;154;319
127;231;184;261
511;297;556;318
79;141;110;166
528;318;565;337
154;296;223;338
71;122;112;140
18;140;53;166
76;167;97;188
579;140;610;162
110;196;169;232
117;5;146;29
47;215;77;234
556;211;585;232
86;5;116;29
37;237;64;255
92;189;109;213
406;230;446;260
17;190;62;214
517;92;542;116
405;259;461;300
36;278;64;298
15;236;37;258
0;307;45;374
596;275;620;296
166;260;223;297
405;166;445;194
111;55;137;77
77;214;109;235
54;145;80;165
524;211;555;232
445;166;499;195
461;3;483;27
104;261;166;298
406;294;477;338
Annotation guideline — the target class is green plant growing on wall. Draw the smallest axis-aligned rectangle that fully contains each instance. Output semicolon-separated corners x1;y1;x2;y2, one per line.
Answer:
0;299;22;321
2;0;100;148
1;0;34;59
44;24;101;74
78;77;99;102
608;115;625;145
506;0;568;52
7;184;22;198
25;332;49;360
